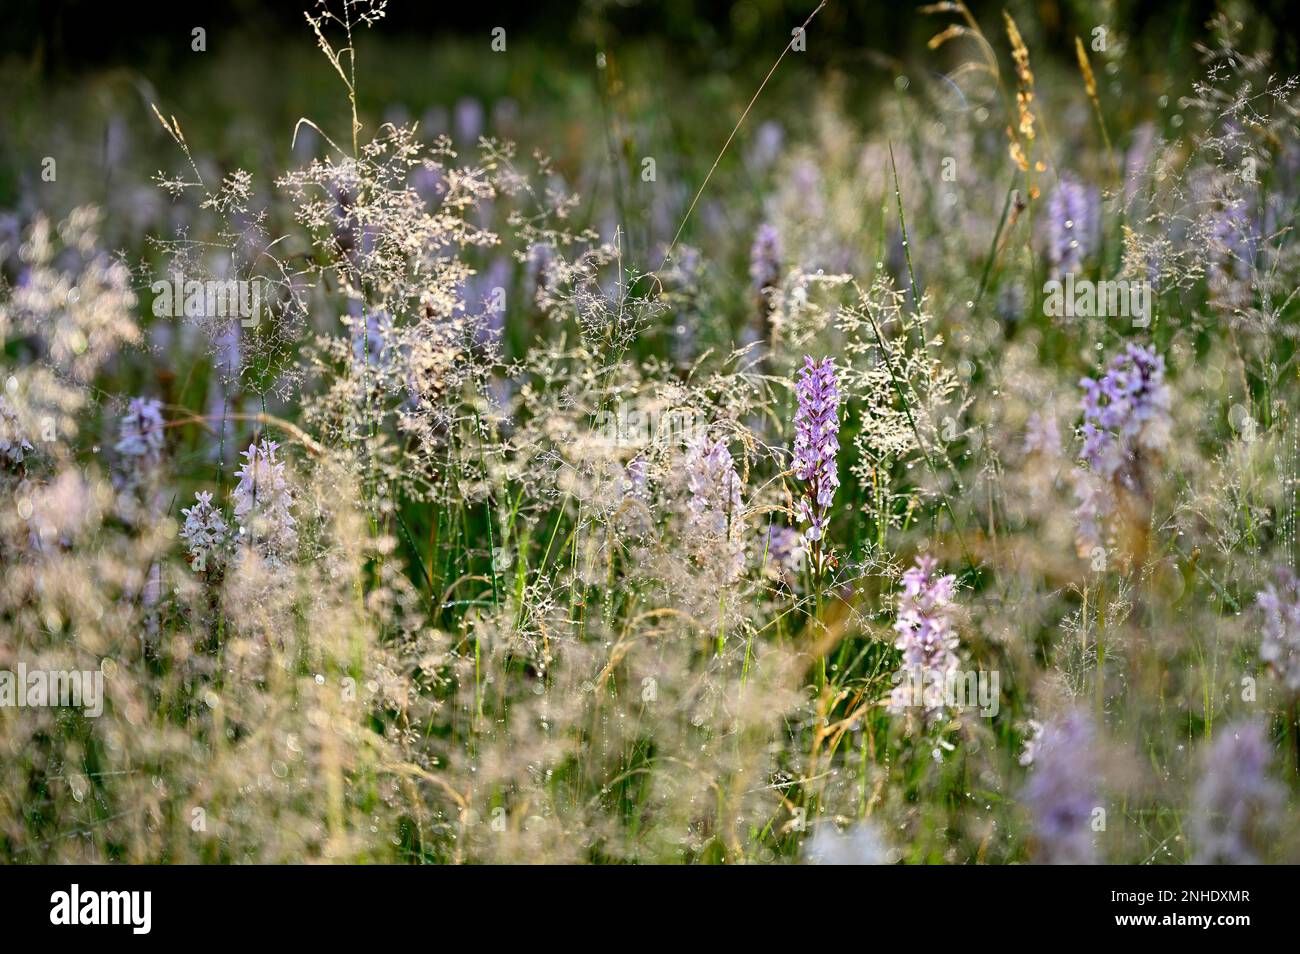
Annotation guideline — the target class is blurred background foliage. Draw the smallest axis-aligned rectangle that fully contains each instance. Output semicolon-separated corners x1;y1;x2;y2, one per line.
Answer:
1;1;1293;252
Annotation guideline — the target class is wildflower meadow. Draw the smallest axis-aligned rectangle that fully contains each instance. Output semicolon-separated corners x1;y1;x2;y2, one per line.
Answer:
1;0;1299;882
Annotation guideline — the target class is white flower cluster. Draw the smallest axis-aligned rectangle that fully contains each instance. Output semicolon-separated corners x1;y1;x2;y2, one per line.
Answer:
232;438;298;567
179;490;229;572
0;396;34;467
115;396;165;480
684;434;746;583
179;438;297;573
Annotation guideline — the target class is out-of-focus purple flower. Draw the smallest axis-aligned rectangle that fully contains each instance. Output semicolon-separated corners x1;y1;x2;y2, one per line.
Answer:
213;320;242;379
104;114;130;169
1257;569;1300;694
1122;123;1157;206
1022;712;1099;864
996;281;1026;325
1023;411;1061;459
1047;174;1096;277
1209;199;1254;268
525;242;554;301
659;244;702;366
382;103;412;128
1265;144;1300;235
1073;343;1170;552
884;225;909;290
758;524;803;580
491;98;519;134
804;821;892;865
1141;241;1165;291
292;121;321;164
1192;720;1284;864
661;244;702;294
888;555;960;723
232;438;297;567
420;105;449;139
623;456;649;500
686;436;741;533
685;434;745;582
454;97;484;144
115;397;165;478
350;310;392;375
790;159;824;218
142;560;162;613
1072;473;1112;554
0;212;21;259
410;164;446;205
1208;198;1256;313
180;490;228;572
749;223;781;294
464;255;511;344
747;121;785;173
792;356;840;559
0;396;34;468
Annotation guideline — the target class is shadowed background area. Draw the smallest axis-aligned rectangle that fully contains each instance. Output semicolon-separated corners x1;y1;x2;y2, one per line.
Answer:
6;0;1297;75
2;0;1294;217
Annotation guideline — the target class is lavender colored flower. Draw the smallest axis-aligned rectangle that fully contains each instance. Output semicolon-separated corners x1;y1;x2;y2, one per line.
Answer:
790;159;824;218
292;119;321;164
622;456;649;500
213;321;242;377
1192;721;1284;864
995;281;1026;325
757;525;804;589
664;244;702;289
1122;123;1157;206
465;255;511;344
350;310;392;375
1207;199;1256;313
749;223;781;294
232;438;298;566
1209;198;1254;261
1073;343;1171;552
1257;569;1300;695
1022;411;1061;459
1047;174;1096;277
524;242;554;300
0;396;34;468
1140;241;1165;291
662;245;702;367
804;821;892;865
1078;342;1171;473
792;357;840;562
685;434;745;582
887;556;960;723
180;490;228;572
410;163;446;205
746;120;784;173
1071;473;1112;554
114;396;165;478
759;524;803;576
454;97;484;144
1021;712;1099;864
419;104;449;138
491;98;519;133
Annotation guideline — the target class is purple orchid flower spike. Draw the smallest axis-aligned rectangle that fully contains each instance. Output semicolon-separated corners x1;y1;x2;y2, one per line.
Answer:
793;356;840;574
